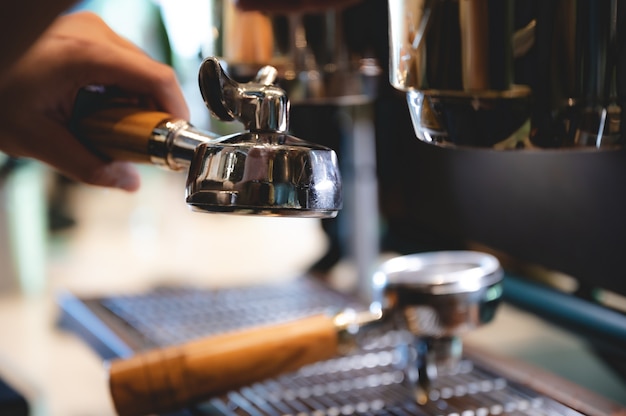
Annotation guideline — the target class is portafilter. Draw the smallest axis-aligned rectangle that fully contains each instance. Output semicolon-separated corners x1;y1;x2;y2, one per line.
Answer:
105;250;503;416
75;57;342;217
371;250;504;403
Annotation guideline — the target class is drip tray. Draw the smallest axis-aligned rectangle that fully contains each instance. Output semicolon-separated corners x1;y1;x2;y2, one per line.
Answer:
57;276;623;415
201;347;580;416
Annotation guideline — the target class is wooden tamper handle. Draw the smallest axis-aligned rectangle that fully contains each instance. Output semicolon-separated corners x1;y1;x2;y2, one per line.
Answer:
108;314;342;416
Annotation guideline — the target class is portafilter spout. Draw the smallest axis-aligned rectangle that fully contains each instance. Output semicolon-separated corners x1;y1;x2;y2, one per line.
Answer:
75;57;342;218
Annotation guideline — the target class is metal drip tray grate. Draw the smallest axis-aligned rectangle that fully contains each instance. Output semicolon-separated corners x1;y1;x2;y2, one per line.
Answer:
57;276;613;415
97;278;360;349
199;338;582;416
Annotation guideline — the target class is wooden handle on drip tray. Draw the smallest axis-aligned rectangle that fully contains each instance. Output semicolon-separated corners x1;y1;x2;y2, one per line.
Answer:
108;314;340;416
75;108;174;164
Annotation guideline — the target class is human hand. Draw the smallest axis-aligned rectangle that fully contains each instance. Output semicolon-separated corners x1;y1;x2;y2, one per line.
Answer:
0;11;189;191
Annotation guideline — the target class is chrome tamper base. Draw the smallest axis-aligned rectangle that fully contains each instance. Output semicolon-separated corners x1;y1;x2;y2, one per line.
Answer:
371;250;504;402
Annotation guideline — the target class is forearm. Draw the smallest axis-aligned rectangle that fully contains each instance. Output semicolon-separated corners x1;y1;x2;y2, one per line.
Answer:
0;0;77;76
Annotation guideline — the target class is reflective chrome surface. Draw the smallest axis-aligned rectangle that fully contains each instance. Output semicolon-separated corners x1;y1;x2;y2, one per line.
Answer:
149;119;219;171
372;251;504;398
389;0;624;149
185;132;342;217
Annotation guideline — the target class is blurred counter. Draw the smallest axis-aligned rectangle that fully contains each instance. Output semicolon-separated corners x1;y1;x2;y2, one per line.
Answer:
0;166;624;415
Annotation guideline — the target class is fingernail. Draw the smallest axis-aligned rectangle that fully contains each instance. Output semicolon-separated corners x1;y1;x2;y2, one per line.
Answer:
104;162;141;191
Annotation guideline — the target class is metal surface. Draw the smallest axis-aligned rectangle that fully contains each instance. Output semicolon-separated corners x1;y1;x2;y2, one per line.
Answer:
149;119;216;170
57;275;605;415
185;132;341;217
388;0;624;149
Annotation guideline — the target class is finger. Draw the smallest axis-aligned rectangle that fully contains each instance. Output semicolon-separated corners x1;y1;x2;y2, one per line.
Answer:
18;119;141;191
52;12;190;121
84;50;190;120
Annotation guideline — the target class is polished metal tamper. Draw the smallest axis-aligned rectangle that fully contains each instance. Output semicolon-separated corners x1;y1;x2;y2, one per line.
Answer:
371;251;504;402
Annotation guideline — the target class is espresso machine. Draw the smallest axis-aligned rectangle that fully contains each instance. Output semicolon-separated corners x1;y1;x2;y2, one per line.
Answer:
57;0;626;415
382;0;626;289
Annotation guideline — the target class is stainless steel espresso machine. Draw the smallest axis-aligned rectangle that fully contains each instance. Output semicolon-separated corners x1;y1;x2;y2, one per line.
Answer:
389;0;623;150
57;0;626;415
383;0;626;287
383;0;626;334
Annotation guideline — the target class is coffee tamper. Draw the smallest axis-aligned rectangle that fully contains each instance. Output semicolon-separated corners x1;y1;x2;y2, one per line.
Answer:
372;250;504;403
